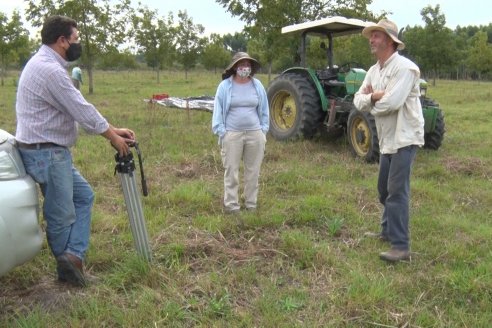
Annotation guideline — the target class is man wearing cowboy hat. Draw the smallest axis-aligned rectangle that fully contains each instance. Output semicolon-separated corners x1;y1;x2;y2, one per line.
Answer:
354;19;425;262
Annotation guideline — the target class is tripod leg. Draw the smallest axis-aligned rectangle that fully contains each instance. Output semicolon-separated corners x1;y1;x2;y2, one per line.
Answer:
118;172;152;261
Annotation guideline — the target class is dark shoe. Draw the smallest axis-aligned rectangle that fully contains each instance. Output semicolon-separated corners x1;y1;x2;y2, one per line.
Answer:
57;253;87;287
245;207;257;213
379;248;410;262
364;231;390;242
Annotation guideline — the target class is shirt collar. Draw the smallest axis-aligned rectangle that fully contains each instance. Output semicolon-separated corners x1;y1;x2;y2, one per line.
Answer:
378;51;399;70
40;44;69;68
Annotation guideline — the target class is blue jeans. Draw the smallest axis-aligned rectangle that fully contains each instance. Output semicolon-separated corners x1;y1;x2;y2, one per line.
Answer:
377;145;417;251
18;147;94;260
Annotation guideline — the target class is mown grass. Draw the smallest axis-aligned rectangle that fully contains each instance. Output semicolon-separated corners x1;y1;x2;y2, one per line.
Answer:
1;70;491;327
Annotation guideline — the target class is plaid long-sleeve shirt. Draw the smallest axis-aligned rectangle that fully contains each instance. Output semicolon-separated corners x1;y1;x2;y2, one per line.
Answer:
15;45;109;147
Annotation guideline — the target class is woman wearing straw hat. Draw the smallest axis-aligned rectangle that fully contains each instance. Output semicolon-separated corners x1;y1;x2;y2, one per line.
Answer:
354;19;425;262
212;52;269;214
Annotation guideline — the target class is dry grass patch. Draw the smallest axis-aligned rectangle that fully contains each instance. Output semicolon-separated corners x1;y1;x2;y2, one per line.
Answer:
441;155;491;179
154;227;285;272
0;276;80;316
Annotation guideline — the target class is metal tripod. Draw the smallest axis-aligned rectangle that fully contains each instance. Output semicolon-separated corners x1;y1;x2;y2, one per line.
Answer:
114;142;152;262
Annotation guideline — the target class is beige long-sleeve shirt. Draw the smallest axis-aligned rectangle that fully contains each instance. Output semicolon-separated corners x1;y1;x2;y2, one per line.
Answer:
354;52;425;154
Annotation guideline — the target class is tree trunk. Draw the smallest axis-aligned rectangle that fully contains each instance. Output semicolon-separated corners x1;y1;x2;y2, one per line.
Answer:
88;65;94;94
1;58;5;87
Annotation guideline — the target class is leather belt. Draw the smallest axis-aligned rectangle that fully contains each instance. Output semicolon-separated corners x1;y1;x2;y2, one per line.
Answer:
16;141;62;149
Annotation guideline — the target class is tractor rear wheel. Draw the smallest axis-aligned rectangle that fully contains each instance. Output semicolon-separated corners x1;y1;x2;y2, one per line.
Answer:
347;110;379;162
423;110;445;150
268;73;324;140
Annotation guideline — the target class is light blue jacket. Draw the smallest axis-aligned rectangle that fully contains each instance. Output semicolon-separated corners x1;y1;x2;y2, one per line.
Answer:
72;66;82;83
212;76;269;142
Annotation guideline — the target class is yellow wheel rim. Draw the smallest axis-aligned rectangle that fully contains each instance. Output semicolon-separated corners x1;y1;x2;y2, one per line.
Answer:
350;116;371;156
271;91;297;131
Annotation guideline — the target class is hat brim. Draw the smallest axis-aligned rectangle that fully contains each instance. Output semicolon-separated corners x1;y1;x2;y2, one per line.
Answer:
226;56;261;74
362;25;405;51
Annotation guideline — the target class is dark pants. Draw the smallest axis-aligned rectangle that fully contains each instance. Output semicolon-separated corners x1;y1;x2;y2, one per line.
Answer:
377;145;417;251
72;79;80;90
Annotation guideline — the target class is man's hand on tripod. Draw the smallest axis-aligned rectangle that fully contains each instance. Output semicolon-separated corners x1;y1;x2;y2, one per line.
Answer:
115;128;136;143
103;126;136;156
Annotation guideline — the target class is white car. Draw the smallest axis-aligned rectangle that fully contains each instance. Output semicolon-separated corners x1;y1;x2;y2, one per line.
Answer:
0;129;43;276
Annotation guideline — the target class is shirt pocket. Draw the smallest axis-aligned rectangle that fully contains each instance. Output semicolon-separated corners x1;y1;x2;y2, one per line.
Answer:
378;73;391;90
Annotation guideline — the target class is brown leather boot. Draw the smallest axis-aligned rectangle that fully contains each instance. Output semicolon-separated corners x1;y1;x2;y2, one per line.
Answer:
56;252;87;287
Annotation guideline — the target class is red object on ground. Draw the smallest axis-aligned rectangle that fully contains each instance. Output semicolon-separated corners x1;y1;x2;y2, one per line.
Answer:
152;93;169;100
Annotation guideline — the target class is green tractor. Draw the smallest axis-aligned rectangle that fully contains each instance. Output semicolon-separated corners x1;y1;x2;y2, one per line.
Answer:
268;17;445;162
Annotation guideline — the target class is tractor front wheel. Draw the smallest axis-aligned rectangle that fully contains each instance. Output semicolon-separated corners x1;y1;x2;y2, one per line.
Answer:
267;73;324;140
347;110;379;162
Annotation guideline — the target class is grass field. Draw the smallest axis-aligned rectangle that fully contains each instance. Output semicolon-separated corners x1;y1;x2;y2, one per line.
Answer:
1;70;491;327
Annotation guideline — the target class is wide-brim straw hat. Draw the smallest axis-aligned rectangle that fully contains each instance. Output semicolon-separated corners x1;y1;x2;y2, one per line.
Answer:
225;52;260;75
362;19;405;50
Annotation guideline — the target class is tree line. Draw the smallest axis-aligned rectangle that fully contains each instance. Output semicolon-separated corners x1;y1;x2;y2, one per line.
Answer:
1;0;491;92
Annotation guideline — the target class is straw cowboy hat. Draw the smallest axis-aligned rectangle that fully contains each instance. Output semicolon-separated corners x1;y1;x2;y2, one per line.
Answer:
362;19;405;50
225;52;261;75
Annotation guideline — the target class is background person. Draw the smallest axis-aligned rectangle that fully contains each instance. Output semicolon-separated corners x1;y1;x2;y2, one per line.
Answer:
212;52;269;214
71;65;82;89
15;15;135;287
354;19;425;262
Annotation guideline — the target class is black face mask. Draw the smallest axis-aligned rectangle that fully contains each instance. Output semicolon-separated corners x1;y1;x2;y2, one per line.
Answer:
66;41;82;61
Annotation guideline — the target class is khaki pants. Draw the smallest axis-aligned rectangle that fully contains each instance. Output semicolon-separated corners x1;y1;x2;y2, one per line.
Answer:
221;130;266;211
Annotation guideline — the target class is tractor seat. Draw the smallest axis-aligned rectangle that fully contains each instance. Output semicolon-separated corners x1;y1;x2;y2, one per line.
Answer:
325;80;345;87
317;68;338;80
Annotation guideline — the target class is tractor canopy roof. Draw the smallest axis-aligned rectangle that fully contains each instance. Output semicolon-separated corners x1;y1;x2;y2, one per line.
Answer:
282;16;373;37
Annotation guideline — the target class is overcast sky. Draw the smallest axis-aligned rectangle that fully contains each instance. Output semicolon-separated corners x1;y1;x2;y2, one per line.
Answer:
1;0;490;37
368;0;491;29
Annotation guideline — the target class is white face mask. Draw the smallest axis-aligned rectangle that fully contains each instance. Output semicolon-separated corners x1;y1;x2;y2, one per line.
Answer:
236;66;251;78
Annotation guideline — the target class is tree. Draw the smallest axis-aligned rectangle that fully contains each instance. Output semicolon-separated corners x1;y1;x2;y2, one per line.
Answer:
25;0;132;94
132;7;175;83
217;0;305;80
96;47;138;70
333;34;372;69
216;0;378;79
0;10;30;86
467;31;492;80
222;32;248;52
202;34;230;74
411;5;458;85
216;0;375;23
401;26;426;71
174;10;206;79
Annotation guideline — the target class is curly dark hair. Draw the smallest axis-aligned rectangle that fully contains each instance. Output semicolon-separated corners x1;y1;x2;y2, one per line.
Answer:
221;68;235;80
41;15;78;45
221;61;258;80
